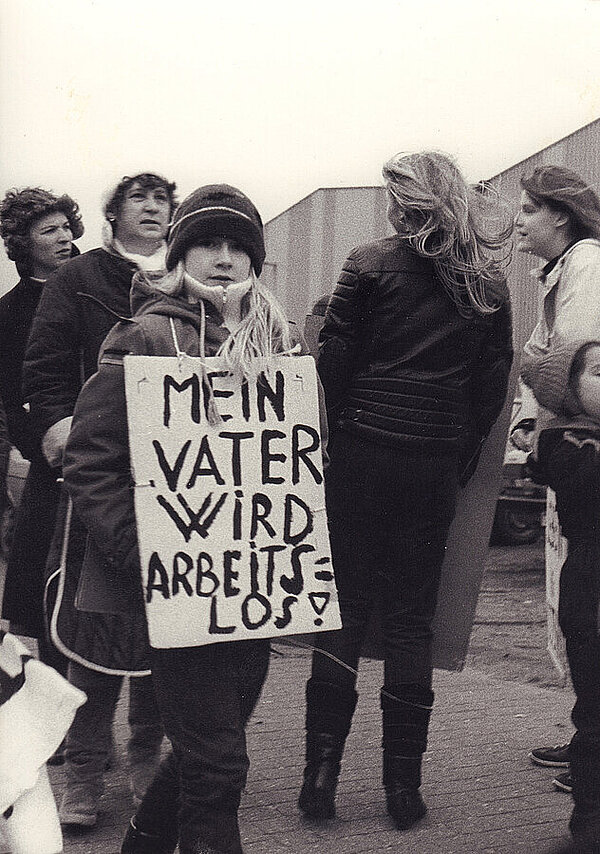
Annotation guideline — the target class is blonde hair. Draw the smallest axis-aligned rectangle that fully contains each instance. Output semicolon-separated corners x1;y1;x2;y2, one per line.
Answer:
155;262;294;379
383;150;512;316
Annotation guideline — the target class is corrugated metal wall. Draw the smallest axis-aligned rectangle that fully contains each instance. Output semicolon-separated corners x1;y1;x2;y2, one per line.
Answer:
264;118;600;353
263;187;393;328
489;118;600;353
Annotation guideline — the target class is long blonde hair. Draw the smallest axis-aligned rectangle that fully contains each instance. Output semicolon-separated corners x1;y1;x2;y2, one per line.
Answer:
383;150;512;316
155;262;294;379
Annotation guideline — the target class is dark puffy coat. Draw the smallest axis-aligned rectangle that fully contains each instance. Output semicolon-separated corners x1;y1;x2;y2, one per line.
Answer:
0;392;9;520
0;278;47;462
62;281;232;621
19;248;140;666
61;277;313;669
0;276;64;633
529;417;600;541
22;248;137;440
318;236;513;475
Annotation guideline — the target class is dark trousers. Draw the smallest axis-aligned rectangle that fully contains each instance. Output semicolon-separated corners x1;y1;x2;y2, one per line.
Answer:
67;662;163;768
311;431;458;691
144;638;270;854
2;460;63;650
559;537;600;810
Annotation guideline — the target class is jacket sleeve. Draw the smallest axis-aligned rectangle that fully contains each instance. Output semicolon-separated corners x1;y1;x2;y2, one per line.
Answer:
521;245;600;398
317;250;373;422
22;266;85;441
288;324;329;469
0;392;9;516
458;299;513;487
470;299;514;439
540;431;600;501
62;322;145;584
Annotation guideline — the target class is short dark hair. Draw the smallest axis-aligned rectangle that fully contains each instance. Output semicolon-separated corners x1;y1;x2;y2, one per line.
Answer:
0;187;84;276
103;173;178;229
521;165;600;242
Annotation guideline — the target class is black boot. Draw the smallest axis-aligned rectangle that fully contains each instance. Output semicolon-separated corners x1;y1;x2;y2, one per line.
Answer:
121;816;178;854
381;684;434;831
298;678;358;820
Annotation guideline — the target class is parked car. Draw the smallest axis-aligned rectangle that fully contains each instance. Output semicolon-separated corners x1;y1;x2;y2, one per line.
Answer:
490;404;546;546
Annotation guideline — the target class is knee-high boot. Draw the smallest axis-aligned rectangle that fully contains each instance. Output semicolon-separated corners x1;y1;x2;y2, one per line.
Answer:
381;684;434;830
298;678;358;819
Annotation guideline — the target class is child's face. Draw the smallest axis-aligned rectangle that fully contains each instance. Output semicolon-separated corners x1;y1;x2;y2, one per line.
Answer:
575;345;600;421
184;238;251;286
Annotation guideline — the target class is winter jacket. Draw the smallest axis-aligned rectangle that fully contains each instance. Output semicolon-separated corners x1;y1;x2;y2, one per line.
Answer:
520;239;600;435
0;392;9;518
21;248;141;669
22;248;138;442
0;278;47;462
529;416;600;541
0;258;83;636
62;276;321;624
318;236;513;474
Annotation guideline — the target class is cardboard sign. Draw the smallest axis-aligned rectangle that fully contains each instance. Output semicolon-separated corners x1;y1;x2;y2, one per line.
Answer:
124;355;341;648
544;488;569;685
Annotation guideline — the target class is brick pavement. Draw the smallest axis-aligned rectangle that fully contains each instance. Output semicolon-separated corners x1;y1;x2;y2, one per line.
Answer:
46;642;577;854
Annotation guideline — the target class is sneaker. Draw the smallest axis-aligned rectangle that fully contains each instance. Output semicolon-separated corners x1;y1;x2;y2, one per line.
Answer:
554;772;574;794
59;782;101;827
529;744;571;768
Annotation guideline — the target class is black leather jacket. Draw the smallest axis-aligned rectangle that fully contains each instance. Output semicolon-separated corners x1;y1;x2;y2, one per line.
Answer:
318;236;513;464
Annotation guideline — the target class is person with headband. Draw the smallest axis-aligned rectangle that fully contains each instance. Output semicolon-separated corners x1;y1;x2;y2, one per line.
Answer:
297;150;513;832
61;184;325;854
22;173;177;827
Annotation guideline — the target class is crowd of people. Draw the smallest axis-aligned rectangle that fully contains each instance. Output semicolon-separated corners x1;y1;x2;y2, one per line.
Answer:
0;152;599;854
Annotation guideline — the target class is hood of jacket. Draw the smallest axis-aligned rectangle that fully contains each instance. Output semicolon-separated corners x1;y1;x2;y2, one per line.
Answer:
129;270;225;329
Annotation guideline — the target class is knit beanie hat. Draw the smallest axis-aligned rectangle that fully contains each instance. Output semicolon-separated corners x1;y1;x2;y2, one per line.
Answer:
521;339;600;415
166;184;265;274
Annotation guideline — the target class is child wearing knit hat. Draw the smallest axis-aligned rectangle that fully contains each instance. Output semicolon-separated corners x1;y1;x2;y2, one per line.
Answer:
60;184;326;854
528;339;600;853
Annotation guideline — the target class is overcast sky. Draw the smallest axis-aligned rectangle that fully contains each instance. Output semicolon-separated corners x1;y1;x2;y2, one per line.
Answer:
1;0;600;286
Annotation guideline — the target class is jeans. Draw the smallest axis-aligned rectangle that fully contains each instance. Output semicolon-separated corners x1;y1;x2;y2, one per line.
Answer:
559;536;600;810
147;638;270;854
311;430;459;691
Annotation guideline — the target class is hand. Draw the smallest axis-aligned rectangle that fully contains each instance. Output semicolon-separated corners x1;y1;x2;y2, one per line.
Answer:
41;417;73;468
510;427;534;453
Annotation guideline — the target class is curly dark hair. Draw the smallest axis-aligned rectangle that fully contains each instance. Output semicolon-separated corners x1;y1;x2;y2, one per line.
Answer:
0;187;84;275
103;173;178;231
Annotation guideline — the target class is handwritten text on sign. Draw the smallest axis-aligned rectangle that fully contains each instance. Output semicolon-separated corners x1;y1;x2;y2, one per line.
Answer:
124;355;341;648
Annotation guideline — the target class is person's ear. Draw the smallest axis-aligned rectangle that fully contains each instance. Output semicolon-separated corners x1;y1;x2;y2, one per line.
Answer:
552;208;571;232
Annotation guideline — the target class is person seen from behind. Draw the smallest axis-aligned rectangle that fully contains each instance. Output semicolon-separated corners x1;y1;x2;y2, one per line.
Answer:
298;150;513;831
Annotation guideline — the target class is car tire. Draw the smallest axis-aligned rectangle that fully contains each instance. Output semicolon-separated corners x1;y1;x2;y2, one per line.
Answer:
490;505;542;546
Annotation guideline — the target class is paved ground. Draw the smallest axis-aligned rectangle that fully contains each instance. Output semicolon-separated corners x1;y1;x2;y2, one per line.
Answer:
43;641;576;854
2;540;580;853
